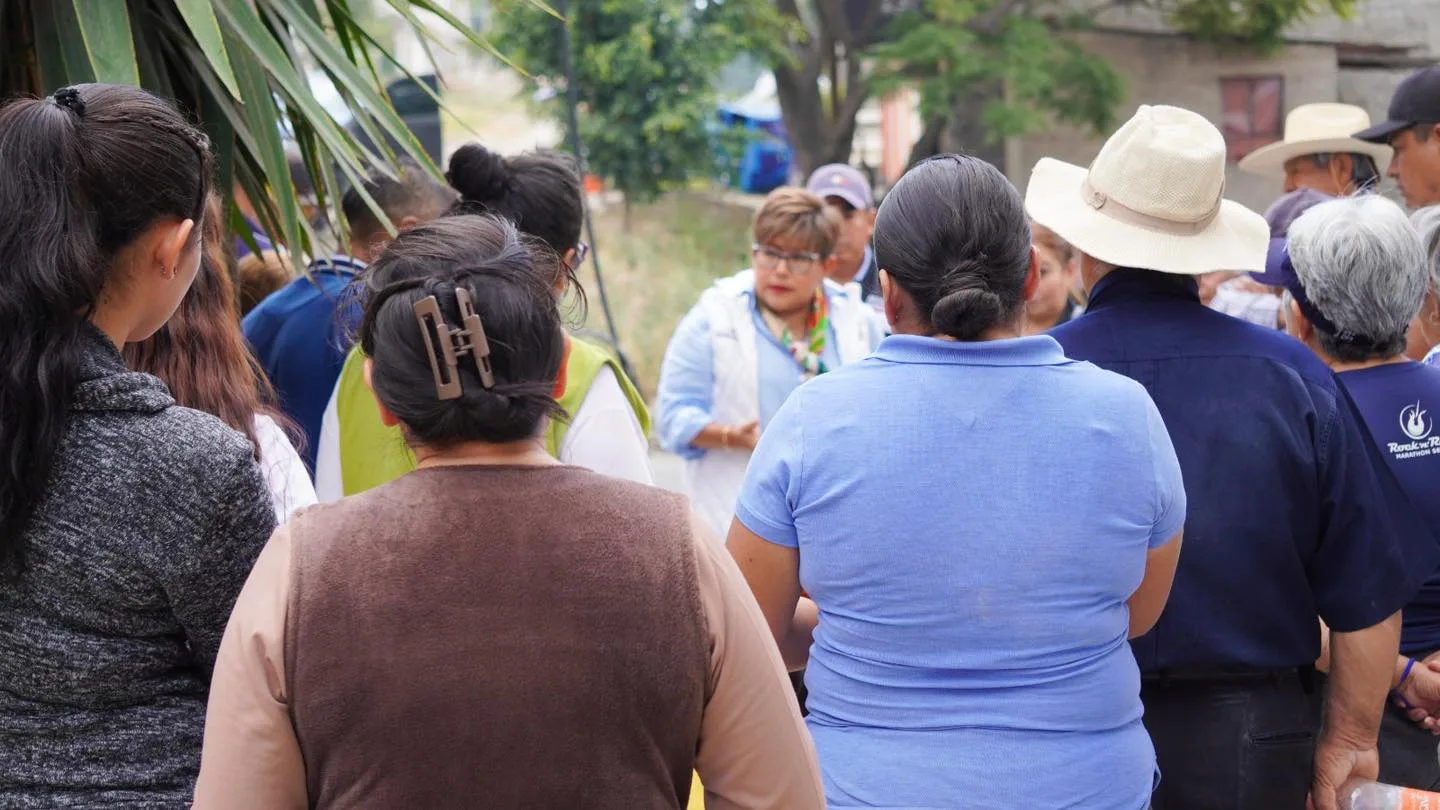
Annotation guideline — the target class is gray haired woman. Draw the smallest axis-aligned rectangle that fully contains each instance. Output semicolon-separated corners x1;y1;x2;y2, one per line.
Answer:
1408;205;1440;366
1281;194;1440;791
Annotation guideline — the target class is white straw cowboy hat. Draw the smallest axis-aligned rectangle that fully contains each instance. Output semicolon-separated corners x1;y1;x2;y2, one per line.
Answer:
1237;103;1393;177
1025;105;1269;276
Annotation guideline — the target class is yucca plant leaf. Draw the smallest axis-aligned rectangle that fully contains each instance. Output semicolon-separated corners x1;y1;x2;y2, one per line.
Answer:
30;0;94;89
213;1;399;178
198;78;237;205
329;2;464;139
212;1;388;180
173;0;241;99
407;0;528;71
378;0;445;88
258;0;440;177
227;32;305;261
127;6;177;100
71;0;140;85
9;0;555;263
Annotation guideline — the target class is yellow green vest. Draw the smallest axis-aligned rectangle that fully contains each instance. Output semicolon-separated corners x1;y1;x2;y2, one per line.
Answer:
335;336;650;497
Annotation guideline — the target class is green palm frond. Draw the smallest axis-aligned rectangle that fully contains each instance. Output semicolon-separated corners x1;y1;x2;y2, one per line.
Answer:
0;0;529;261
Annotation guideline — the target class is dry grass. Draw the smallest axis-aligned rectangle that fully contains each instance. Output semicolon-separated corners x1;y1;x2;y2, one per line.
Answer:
572;192;757;400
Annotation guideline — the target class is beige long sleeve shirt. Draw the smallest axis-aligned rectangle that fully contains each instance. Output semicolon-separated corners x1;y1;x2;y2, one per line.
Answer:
194;518;823;809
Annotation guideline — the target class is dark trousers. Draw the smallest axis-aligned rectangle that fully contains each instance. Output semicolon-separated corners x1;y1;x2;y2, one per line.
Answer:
1380;701;1440;791
1143;670;1321;809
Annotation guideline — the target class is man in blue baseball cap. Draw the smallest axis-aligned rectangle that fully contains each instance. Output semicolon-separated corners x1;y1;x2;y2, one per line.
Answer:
806;164;878;303
1355;65;1440;208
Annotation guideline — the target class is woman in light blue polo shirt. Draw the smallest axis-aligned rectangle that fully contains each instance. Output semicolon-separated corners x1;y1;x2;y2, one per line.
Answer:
728;154;1187;809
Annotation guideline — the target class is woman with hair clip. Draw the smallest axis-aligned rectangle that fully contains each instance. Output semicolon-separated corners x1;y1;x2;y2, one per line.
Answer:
196;214;823;810
126;195;316;523
314;143;652;498
0;85;276;805
728;155;1185;809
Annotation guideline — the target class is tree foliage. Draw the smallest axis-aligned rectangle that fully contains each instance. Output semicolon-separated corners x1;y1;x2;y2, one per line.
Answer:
0;0;514;258
771;0;1360;174
497;0;784;207
1159;0;1357;50
870;1;1124;167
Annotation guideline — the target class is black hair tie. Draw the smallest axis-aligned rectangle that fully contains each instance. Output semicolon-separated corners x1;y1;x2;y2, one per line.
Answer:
52;87;85;118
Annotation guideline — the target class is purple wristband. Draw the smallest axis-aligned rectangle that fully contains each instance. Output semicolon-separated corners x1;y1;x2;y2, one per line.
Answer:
1392;658;1420;712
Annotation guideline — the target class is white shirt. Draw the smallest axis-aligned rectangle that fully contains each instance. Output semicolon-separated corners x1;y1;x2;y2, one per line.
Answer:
313;392;344;503
1210;277;1283;329
560;365;653;484
253;414;318;524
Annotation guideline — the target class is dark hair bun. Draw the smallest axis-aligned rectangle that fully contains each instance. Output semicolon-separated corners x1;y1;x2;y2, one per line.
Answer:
931;283;1004;341
446;144;509;205
873;154;1031;341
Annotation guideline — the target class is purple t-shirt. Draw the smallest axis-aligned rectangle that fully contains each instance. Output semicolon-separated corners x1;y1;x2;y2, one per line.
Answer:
1339;361;1440;653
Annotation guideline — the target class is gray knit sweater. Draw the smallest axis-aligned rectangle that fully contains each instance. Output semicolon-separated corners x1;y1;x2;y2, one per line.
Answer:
0;326;277;807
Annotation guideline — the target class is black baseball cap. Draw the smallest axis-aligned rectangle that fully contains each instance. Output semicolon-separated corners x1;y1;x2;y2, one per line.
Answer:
1354;64;1440;143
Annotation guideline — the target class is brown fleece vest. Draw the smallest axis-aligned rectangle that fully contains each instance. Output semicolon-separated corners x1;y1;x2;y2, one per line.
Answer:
285;465;709;809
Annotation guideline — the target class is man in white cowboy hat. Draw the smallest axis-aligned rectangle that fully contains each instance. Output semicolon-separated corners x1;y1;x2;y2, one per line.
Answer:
1027;105;1437;810
1238;103;1392;195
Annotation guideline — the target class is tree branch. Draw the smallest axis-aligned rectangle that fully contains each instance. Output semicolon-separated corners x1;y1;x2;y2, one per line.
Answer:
773;0;803;22
854;0;886;46
813;0;852;45
972;0;1030;36
772;0;824;84
835;67;871;129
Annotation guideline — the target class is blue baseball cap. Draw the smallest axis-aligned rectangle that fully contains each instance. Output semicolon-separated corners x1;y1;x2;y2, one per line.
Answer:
1251;188;1333;285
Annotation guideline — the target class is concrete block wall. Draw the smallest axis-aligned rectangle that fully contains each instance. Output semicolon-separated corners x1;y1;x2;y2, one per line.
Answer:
1340;67;1415;125
1006;30;1339;215
1089;0;1437;51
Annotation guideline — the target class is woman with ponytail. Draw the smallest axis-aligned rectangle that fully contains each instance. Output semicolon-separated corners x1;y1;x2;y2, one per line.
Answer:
727;155;1185;809
197;215;823;809
0;86;276;805
313;144;653;498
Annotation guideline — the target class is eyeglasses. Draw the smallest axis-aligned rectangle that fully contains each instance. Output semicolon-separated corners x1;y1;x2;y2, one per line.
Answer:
752;243;825;275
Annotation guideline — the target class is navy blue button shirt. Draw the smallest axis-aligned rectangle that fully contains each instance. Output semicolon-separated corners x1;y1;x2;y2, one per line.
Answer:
1051;269;1436;671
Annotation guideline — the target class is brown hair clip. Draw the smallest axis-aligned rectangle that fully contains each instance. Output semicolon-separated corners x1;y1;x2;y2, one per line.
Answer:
413;288;496;400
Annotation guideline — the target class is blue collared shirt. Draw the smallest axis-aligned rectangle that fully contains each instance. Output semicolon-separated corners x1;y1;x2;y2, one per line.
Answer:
242;256;365;471
1051;269;1436;670
656;277;881;460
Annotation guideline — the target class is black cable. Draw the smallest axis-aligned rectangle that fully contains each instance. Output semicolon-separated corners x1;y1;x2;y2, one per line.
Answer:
558;0;623;354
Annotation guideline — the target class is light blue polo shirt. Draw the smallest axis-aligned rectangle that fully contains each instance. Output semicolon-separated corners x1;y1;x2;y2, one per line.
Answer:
736;333;1186;809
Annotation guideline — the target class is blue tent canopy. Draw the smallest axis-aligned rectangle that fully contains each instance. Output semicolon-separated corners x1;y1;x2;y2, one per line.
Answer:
717;94;793;194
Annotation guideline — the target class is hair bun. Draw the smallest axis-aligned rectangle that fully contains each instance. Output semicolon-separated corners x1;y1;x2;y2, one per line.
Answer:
52;87;86;117
446;143;509;205
931;285;1005;341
